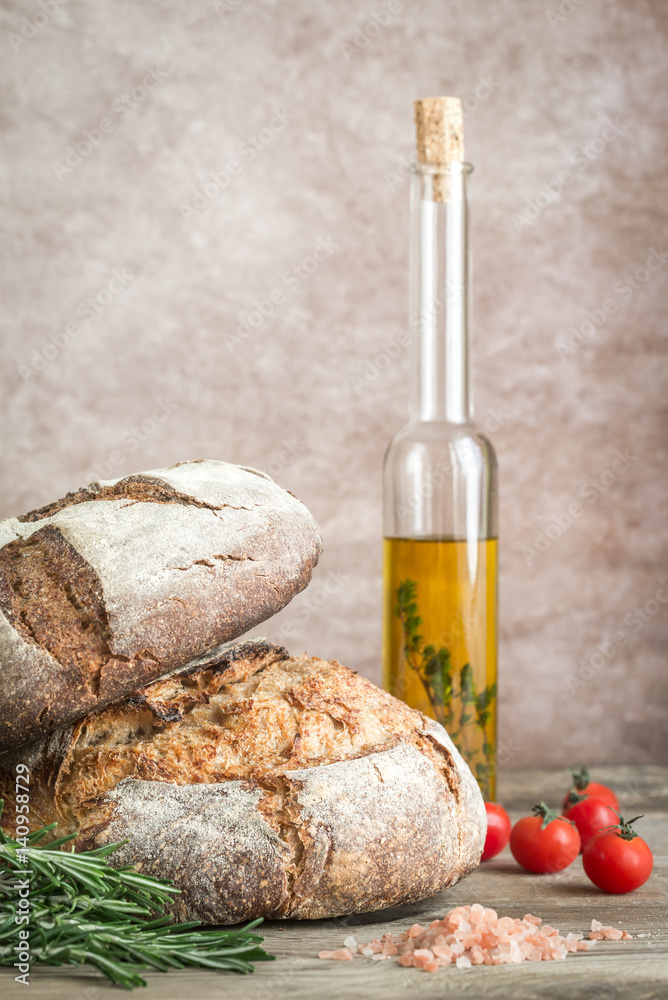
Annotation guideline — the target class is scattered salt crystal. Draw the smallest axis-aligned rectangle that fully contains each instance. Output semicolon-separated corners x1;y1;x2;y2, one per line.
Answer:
319;910;634;971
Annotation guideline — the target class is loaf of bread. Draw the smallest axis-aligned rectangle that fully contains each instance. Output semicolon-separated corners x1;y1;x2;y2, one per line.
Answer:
0;640;486;923
0;461;322;752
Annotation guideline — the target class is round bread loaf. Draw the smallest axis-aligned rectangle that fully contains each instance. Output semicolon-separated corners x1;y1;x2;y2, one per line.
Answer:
0;640;486;923
0;461;322;752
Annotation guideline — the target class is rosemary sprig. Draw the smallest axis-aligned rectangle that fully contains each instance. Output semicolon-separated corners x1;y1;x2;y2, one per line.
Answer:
0;802;274;989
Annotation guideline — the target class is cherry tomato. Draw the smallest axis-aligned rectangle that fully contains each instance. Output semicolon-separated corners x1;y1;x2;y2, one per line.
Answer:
583;815;653;894
562;767;619;812
563;796;619;851
510;803;581;874
481;803;512;861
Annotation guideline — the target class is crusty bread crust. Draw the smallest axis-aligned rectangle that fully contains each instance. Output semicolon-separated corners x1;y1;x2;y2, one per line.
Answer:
0;640;486;923
0;461;322;752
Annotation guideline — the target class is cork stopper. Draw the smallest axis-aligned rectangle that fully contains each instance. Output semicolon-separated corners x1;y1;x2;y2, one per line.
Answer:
414;96;464;201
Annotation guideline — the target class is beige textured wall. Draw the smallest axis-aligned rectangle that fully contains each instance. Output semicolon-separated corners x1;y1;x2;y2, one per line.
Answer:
1;0;666;765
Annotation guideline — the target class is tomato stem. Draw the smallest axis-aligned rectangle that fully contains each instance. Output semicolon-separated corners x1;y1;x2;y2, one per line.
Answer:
531;802;574;830
611;812;644;841
570;765;591;791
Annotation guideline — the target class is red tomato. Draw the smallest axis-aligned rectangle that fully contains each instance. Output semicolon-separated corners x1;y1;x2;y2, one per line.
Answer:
563;796;619;851
583;815;653;894
481;803;512;861
510;803;581;874
562;767;619;812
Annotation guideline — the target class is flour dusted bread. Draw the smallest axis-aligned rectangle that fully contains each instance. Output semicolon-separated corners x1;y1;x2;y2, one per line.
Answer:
0;640;486;923
0;461;322;752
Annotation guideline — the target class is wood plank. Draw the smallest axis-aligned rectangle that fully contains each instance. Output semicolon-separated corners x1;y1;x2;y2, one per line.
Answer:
3;767;667;999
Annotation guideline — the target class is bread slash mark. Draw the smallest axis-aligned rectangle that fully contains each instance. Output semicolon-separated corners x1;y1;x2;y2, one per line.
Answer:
17;474;250;523
0;525;160;699
172;554;257;571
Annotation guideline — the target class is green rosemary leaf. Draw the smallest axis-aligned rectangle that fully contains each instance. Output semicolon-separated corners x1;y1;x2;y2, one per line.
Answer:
0;803;274;989
459;663;476;703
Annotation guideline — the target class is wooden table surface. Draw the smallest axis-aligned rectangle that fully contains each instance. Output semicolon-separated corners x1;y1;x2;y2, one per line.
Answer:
3;765;667;1000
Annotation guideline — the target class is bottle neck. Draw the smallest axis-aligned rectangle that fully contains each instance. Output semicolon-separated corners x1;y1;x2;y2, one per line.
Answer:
408;162;472;424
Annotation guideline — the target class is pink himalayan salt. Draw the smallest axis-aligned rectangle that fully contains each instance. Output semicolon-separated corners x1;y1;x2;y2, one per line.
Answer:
589;919;630;942
318;907;632;972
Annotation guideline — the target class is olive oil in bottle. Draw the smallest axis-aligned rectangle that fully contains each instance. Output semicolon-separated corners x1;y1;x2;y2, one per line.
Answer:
382;98;498;800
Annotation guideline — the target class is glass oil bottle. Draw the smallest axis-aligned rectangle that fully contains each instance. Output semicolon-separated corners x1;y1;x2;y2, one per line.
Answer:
382;97;498;800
